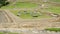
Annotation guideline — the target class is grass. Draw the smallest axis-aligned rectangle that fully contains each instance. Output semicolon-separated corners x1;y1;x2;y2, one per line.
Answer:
0;32;5;34
47;6;60;14
1;2;38;9
15;2;38;8
1;1;60;19
0;32;18;34
50;0;60;2
42;0;60;14
11;10;51;19
44;3;60;14
45;28;60;32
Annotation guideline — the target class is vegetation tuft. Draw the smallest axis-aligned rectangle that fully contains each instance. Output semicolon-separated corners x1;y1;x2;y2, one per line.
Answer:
45;28;60;32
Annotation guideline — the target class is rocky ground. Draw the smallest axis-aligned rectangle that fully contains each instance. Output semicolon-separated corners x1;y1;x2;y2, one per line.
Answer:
0;28;60;34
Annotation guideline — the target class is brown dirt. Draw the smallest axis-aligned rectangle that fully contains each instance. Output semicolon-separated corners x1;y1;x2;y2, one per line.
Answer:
0;9;60;30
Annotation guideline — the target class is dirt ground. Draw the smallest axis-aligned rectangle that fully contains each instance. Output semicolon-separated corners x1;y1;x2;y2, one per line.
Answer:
0;9;60;30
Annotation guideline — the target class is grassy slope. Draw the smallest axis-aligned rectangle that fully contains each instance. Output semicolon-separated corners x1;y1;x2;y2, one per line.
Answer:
11;10;51;19
1;0;60;19
44;0;60;14
49;6;60;14
1;2;38;9
45;5;60;14
7;1;51;19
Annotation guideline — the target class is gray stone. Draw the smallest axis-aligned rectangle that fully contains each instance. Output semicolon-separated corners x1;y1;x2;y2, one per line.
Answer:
17;11;21;16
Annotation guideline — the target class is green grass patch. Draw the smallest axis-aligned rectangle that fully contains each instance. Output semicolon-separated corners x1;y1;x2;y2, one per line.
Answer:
45;28;60;32
11;10;51;19
50;0;60;2
1;2;38;9
0;32;18;34
44;4;60;14
15;2;38;8
0;32;5;34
